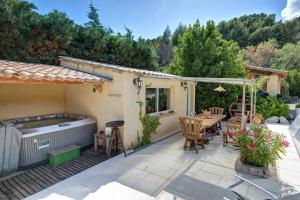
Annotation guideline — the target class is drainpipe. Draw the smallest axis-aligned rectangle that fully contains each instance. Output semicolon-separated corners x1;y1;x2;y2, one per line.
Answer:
186;85;189;116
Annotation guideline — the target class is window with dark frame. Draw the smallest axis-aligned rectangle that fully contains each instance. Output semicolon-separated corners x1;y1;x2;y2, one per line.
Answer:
146;88;171;114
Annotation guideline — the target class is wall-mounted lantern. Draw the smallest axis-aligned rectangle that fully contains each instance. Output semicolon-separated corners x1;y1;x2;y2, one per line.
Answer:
133;77;143;95
93;85;103;93
181;81;188;90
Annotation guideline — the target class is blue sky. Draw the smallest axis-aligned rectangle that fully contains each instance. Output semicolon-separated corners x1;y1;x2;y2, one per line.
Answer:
28;0;289;39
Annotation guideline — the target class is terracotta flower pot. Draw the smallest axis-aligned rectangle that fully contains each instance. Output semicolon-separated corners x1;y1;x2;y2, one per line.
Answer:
253;115;263;124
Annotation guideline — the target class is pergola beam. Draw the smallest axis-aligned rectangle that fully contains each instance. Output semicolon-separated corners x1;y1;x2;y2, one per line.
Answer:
184;77;255;86
187;77;257;120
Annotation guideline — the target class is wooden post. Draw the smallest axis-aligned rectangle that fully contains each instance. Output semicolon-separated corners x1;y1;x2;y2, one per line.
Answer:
250;85;254;123
242;81;246;118
254;85;256;115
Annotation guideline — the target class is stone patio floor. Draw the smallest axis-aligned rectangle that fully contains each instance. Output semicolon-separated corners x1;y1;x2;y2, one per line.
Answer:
25;123;300;200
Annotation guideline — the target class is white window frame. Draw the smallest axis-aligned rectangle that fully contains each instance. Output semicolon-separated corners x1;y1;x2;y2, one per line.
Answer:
146;88;171;116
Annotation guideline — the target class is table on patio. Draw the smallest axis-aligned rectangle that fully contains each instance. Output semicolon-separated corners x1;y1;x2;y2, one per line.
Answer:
195;114;226;141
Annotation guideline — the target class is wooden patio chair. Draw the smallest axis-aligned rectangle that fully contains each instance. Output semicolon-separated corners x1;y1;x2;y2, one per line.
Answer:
179;117;205;153
223;114;247;147
209;107;224;130
209;107;224;115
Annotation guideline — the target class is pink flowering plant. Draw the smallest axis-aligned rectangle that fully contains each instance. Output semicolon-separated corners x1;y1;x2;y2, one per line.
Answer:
235;124;288;167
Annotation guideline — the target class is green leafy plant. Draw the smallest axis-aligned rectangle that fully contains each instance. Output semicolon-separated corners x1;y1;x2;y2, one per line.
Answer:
296;104;300;108
256;96;289;120
235;124;288;167
136;101;161;147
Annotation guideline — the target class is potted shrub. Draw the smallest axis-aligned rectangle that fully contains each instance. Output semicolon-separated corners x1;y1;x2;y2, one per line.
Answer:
234;124;288;177
252;114;263;124
296;104;300;117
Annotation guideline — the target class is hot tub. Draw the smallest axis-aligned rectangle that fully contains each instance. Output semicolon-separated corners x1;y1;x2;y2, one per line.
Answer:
2;113;97;167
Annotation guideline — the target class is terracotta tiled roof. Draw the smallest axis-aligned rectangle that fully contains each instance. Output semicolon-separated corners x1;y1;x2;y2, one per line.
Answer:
0;59;111;84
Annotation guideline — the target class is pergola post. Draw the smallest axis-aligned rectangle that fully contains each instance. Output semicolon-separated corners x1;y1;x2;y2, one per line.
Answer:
242;80;246;118
254;85;256;115
250;85;254;122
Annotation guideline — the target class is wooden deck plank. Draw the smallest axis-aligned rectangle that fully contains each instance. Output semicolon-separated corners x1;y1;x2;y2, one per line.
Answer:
40;166;67;180
79;154;105;164
52;166;75;177
12;176;36;195
61;162;84;173
27;170;51;187
17;173;44;192
0;189;9;200
0;181;19;199
15;174;41;193
7;178;29;198
66;159;92;170
0;148;114;199
2;180;24;199
54;165;77;176
75;160;96;169
33;168;60;184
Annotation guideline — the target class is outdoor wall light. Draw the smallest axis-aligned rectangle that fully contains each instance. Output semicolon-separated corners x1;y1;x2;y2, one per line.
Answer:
133;77;143;95
93;85;103;93
181;81;188;90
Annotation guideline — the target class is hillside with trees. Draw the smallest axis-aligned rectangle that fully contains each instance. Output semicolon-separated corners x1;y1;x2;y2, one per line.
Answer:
0;0;157;70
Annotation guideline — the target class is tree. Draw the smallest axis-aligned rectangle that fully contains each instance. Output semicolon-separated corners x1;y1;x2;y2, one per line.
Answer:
85;2;101;28
155;26;173;67
169;20;246;112
271;42;300;70
27;10;76;64
284;16;300;44
0;0;38;61
0;0;158;69
287;70;300;97
172;23;187;46
218;14;283;47
244;40;278;68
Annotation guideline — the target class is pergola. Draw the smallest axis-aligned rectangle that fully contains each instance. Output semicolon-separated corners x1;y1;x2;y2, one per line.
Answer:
184;77;257;122
247;65;288;96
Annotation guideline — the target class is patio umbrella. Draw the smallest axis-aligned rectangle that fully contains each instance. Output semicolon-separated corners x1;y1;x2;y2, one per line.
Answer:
214;84;226;93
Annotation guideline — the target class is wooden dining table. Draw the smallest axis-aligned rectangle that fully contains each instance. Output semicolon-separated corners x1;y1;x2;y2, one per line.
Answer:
195;114;226;129
194;114;226;142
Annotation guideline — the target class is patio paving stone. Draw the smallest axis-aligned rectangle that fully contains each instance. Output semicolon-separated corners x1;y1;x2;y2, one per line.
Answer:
117;168;149;187
131;174;168;195
25;123;300;200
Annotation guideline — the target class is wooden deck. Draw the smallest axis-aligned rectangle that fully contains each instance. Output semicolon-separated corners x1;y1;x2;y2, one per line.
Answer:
0;149;115;200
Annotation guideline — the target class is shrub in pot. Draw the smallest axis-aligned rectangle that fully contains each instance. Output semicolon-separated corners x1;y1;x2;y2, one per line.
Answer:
252;114;263;124
234;124;288;175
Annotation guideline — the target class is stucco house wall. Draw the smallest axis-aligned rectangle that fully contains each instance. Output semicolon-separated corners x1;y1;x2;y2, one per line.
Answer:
0;84;65;120
267;75;281;96
0;58;195;149
61;59;195;149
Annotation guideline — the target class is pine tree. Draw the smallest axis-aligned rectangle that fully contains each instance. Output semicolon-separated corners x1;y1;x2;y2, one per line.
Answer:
85;2;101;27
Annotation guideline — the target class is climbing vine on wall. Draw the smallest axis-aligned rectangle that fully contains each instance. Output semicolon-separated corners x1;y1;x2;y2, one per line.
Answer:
136;101;161;147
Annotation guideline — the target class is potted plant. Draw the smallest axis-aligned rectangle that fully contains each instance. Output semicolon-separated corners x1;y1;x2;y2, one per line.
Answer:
234;124;288;177
252;114;263;124
296;104;300;117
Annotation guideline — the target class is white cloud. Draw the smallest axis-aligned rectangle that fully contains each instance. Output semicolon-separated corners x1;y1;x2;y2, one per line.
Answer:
282;0;300;20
